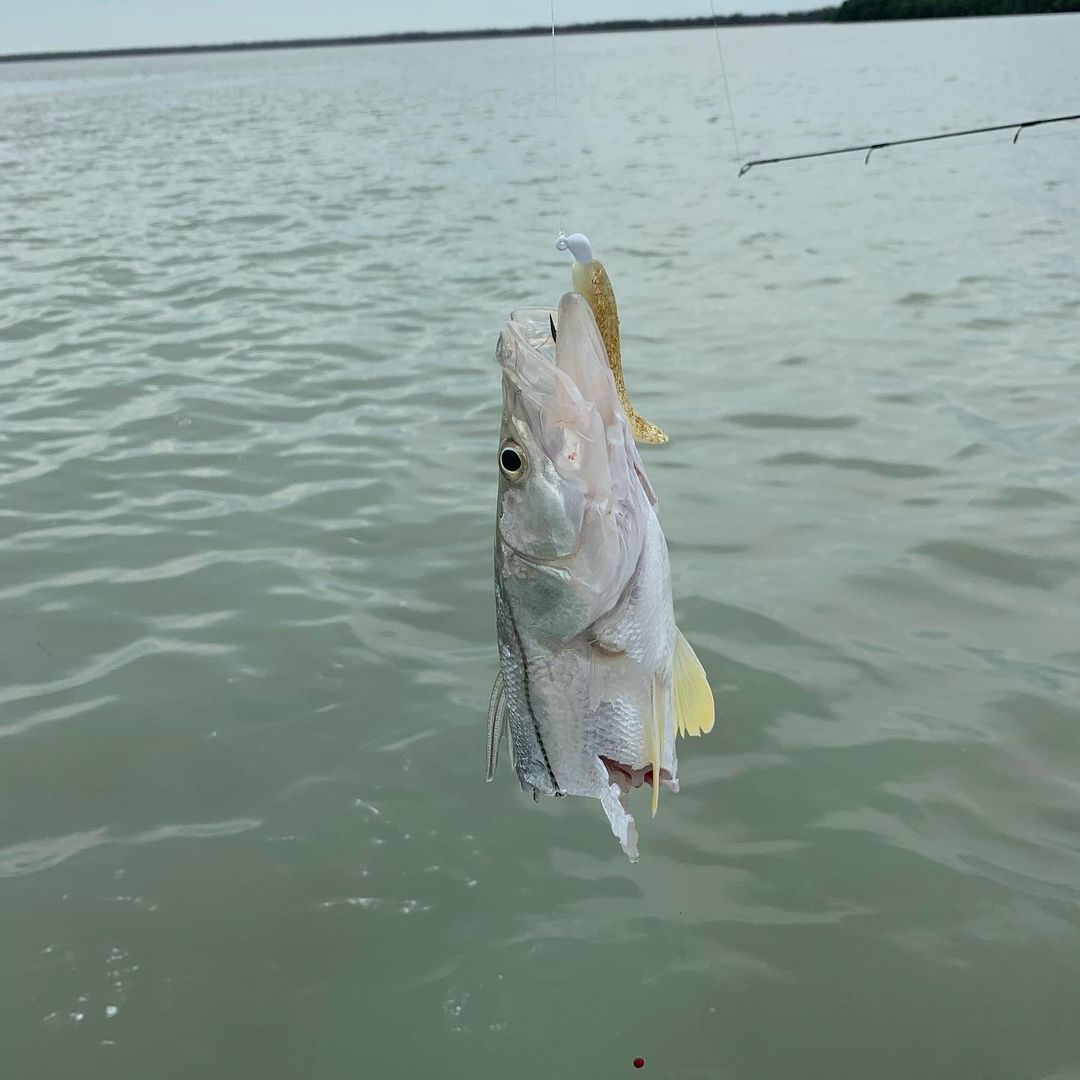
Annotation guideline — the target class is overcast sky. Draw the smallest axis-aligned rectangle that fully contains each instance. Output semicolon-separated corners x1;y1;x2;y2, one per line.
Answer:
3;0;794;54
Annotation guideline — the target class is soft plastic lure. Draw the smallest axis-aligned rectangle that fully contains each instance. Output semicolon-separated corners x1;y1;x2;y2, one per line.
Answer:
555;233;668;445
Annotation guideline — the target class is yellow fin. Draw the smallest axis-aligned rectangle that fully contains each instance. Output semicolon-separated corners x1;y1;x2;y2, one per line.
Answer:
674;630;714;737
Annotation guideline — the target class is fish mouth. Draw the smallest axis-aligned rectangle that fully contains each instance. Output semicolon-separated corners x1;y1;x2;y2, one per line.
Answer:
505;306;558;358
600;756;672;795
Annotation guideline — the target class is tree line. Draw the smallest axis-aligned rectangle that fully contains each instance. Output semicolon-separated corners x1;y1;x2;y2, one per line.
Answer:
835;0;1079;20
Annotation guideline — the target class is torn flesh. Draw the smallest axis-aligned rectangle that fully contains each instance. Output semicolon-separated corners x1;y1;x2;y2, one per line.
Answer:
594;756;680;864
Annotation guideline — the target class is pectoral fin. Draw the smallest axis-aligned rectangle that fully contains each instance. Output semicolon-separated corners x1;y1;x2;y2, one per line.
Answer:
486;672;507;781
673;630;714;737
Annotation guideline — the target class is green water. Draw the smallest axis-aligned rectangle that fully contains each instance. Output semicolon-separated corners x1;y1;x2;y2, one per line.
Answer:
2;16;1079;1079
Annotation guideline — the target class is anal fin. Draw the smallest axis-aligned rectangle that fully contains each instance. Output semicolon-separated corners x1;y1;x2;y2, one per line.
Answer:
674;630;714;737
649;675;663;817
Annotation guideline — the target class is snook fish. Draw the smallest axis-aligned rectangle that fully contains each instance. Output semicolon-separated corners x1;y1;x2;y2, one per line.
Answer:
487;239;714;861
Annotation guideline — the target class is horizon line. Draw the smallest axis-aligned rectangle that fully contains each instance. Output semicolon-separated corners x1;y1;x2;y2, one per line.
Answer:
0;10;839;65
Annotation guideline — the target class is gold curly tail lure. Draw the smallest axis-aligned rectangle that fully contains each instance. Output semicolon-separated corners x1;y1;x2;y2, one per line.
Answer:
556;234;668;445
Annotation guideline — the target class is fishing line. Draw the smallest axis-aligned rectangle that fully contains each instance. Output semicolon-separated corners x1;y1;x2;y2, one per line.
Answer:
708;0;742;169
737;112;1080;176
549;0;565;237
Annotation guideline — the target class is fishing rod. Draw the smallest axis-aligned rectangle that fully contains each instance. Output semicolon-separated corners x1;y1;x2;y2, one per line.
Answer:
737;112;1080;176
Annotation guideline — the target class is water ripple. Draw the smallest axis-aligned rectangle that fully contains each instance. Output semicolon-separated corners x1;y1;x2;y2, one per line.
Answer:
2;21;1080;1078
0;819;260;877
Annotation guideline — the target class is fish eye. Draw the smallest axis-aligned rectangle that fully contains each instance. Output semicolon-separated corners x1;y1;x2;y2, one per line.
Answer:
499;442;526;480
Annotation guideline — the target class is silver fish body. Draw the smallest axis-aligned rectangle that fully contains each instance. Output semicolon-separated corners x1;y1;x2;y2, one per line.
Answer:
491;293;711;861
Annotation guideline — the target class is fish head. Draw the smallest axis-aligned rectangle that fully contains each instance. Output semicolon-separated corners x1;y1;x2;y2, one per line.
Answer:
495;292;651;640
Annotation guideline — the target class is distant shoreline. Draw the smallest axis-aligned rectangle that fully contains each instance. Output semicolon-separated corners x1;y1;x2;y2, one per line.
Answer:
2;5;1075;64
0;11;837;65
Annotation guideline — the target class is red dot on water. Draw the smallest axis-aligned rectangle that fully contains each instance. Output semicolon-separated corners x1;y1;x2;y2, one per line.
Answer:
633;1058;645;1069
